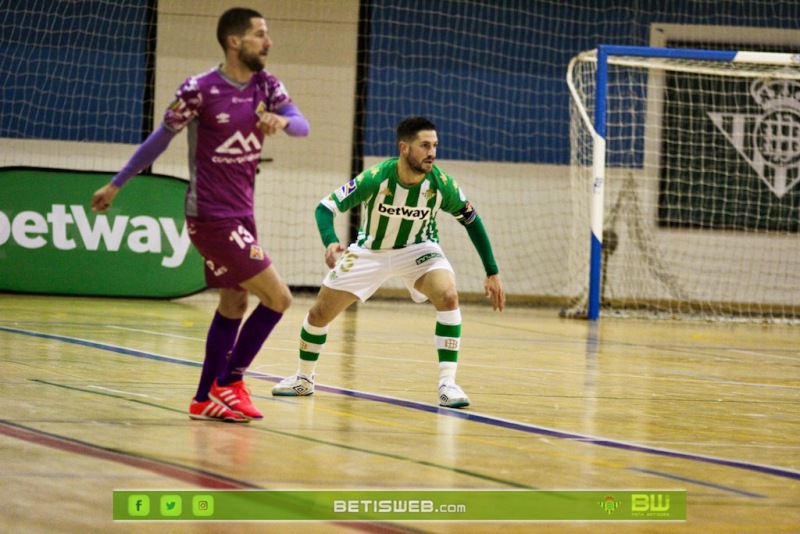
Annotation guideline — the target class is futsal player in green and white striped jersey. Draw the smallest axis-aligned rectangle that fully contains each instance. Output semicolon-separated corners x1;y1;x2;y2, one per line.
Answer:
273;116;505;407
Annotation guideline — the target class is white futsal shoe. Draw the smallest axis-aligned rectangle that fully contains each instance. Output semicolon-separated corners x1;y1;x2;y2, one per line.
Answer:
438;383;470;408
272;374;315;396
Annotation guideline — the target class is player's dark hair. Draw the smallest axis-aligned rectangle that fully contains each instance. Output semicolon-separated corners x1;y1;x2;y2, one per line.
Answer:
217;8;263;51
396;116;437;143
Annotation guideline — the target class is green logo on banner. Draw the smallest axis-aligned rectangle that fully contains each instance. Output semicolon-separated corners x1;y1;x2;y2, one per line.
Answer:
0;167;205;298
598;495;622;515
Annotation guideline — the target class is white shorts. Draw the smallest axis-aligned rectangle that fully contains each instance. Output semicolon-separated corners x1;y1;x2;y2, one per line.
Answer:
322;242;455;303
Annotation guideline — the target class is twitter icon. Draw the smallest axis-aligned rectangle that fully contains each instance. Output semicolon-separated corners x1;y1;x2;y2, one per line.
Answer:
160;495;182;516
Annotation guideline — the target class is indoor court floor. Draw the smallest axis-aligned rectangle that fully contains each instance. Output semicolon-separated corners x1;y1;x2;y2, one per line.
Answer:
0;290;798;533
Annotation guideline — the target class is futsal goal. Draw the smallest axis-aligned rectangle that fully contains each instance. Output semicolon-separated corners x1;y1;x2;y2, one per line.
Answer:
565;45;800;321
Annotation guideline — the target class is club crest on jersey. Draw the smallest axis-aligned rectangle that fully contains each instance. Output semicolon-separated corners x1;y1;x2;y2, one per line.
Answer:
215;131;262;155
378;203;431;220
707;76;800;198
250;245;264;260
335;179;358;201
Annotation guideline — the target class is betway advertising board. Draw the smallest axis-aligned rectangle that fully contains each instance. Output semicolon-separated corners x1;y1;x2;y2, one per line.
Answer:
0;167;206;298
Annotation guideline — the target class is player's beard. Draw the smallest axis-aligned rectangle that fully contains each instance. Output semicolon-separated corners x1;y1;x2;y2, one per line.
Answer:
405;153;433;175
240;48;267;72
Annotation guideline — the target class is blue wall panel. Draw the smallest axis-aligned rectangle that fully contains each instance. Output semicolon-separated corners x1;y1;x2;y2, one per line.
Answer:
0;0;150;143
364;0;800;164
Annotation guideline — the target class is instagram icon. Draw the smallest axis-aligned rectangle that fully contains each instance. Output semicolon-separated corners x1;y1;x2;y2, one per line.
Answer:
192;495;214;517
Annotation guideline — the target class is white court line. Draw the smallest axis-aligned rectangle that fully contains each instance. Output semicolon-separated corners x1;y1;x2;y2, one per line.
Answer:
728;349;800;362
87;385;164;400
104;326;799;390
105;325;297;353
106;325;205;342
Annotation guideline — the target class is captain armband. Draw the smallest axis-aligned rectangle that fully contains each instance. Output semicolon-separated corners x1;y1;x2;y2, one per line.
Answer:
455;201;478;226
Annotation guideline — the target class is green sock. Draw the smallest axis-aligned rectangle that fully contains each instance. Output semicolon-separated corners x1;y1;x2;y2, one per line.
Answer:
435;309;462;384
298;315;327;377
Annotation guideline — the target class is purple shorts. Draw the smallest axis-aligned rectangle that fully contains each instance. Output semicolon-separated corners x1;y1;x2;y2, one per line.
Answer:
187;216;272;288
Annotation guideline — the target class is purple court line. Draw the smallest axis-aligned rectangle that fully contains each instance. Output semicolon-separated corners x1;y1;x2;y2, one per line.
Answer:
0;419;252;489
299;382;800;483
0;421;420;534
626;468;766;499
4;325;800;485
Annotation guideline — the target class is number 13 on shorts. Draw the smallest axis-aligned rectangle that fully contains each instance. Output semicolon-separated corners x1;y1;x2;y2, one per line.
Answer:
335;249;358;273
228;225;255;249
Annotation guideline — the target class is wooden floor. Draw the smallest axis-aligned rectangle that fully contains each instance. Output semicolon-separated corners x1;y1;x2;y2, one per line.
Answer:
0;290;798;533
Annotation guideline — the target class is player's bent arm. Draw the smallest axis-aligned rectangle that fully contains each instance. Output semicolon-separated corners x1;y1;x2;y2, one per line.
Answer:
452;197;505;310
91;125;176;212
462;214;505;310
315;200;346;268
111;124;177;188
315;201;340;247
276;103;310;137
462;214;500;277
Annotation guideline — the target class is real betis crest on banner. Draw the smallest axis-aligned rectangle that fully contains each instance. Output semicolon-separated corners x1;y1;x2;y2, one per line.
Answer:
707;77;800;199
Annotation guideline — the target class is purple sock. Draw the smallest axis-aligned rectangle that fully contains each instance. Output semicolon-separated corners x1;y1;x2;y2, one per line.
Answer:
194;311;241;402
218;304;283;385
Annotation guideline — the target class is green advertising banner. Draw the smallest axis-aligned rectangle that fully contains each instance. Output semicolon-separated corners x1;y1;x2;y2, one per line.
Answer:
113;490;687;522
0;167;206;298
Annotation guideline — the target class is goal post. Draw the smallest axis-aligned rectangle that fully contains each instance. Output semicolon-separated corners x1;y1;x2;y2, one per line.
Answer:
566;45;800;321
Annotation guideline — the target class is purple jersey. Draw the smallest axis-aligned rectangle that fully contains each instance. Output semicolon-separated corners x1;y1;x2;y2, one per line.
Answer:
163;67;292;219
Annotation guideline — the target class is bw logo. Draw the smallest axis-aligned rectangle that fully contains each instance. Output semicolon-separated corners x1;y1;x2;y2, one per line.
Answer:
707;76;800;198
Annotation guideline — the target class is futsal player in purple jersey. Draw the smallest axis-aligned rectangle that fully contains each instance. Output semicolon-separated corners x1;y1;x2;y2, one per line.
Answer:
91;8;309;422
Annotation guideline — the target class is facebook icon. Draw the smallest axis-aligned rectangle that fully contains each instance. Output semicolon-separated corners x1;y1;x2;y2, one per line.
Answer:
128;495;150;516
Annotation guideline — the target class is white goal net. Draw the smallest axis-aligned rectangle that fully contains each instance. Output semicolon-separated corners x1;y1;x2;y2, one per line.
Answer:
566;46;800;322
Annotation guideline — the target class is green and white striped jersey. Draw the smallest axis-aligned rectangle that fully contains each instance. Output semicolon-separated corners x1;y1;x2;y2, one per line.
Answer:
321;158;477;250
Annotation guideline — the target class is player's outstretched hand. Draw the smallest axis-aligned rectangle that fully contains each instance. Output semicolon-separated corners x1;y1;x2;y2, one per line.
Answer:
325;242;346;269
90;183;120;212
485;274;506;311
